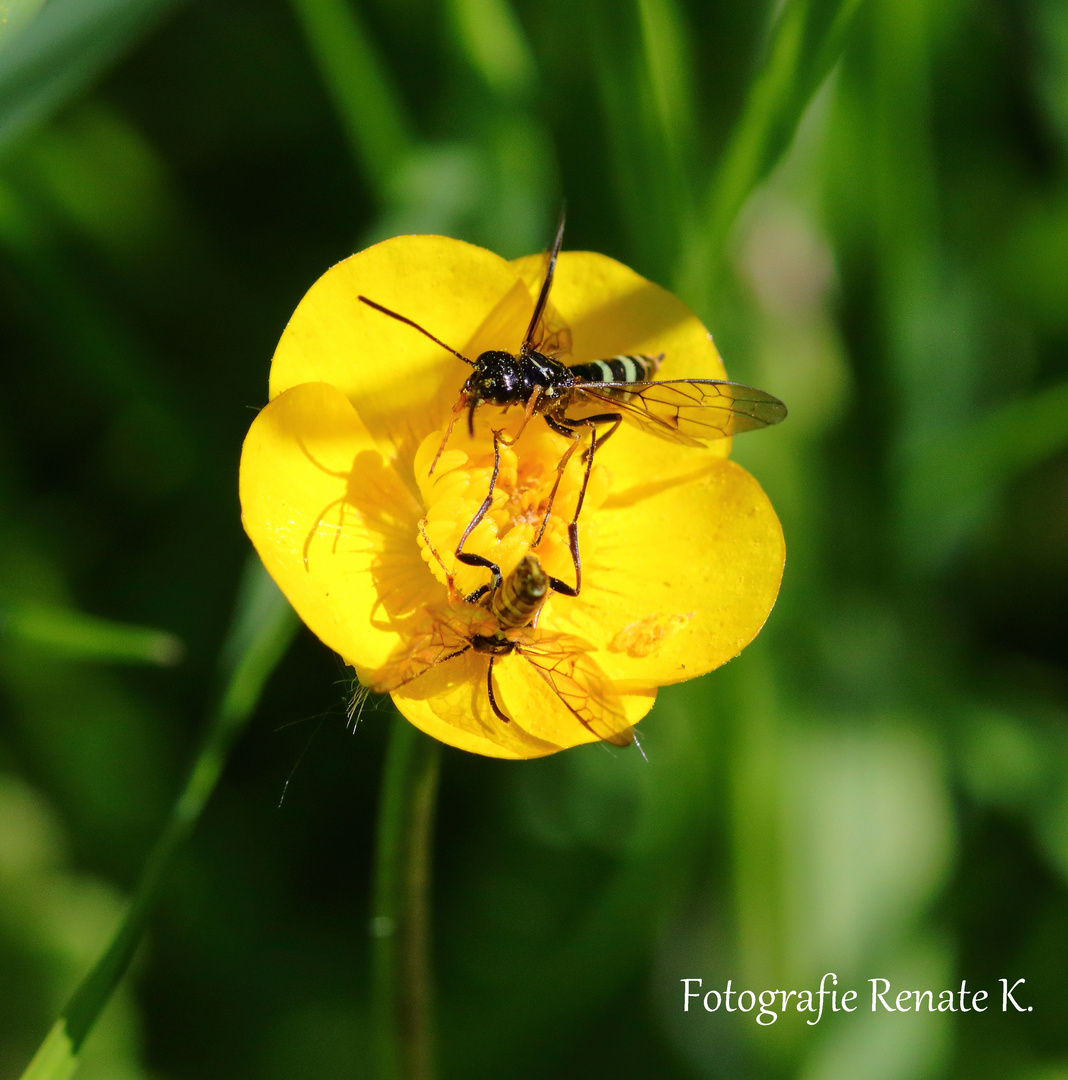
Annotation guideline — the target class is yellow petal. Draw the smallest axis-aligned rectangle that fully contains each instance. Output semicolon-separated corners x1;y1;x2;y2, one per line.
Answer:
389;650;563;759
270;236;533;463
544;458;785;689
391;648;655;760
510;249;734;494
239;382;429;672
247;236;784;760
512;250;725;379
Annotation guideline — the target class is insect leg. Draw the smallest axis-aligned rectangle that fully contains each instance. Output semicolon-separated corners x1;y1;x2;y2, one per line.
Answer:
530;417;583;549
528;422;588;597
496;385;542;447
485;657;511;723
540;420;599;598
428;394;466;477
418;520;463;602
532;411;623;596
554;420;601;598
454;429;504;602
588;412;623;456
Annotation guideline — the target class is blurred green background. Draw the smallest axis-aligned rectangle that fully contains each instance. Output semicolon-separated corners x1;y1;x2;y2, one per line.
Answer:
2;0;1067;1077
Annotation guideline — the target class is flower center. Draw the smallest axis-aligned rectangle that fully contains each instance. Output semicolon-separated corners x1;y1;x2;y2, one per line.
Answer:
413;418;609;604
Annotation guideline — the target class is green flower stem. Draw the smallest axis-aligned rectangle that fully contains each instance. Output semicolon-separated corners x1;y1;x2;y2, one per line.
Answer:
371;721;443;1080
19;559;298;1080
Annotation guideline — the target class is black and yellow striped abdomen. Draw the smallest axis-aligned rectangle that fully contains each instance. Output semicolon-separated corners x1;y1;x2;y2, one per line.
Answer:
490;556;550;630
567;353;662;386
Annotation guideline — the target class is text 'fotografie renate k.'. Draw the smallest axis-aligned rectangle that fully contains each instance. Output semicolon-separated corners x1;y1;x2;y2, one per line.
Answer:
681;973;1034;1026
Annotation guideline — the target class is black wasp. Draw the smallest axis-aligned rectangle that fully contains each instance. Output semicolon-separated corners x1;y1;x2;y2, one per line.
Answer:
358;214;787;600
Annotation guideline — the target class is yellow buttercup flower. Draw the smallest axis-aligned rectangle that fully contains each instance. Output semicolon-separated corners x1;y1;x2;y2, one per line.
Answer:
239;234;784;759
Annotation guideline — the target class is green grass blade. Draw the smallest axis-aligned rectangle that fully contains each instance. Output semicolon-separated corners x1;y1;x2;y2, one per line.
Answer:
0;0;181;159
584;1;676;277
676;0;868;306
448;0;536;101
288;0;413;201
635;0;696;170
951;380;1068;488
18;1021;78;1080
900;379;1068;570
16;558;299;1080
0;601;184;666
635;0;698;259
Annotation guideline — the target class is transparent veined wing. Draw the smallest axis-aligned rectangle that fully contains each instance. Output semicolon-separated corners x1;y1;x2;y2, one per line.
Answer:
369;608;477;693
532;307;572;360
514;249;571;357
569;378;787;445
512;629;634;747
516;213;573;360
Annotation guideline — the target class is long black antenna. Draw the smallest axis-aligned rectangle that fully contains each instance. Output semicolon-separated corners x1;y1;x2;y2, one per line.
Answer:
358;295;475;366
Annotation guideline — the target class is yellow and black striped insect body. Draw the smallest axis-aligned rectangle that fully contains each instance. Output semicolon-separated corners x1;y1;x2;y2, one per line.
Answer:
369;554;632;748
357;215;787;603
358;214;786;460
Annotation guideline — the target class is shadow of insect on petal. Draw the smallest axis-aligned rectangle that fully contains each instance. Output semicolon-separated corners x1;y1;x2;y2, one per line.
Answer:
293;435;428;624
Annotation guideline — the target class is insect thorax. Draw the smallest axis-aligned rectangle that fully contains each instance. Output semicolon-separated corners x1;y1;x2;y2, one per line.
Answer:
467;349;570;406
470;632;516;656
520;350;570;399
